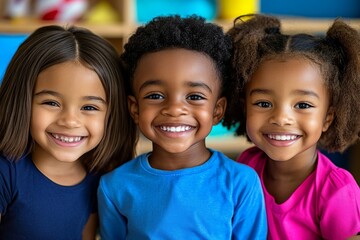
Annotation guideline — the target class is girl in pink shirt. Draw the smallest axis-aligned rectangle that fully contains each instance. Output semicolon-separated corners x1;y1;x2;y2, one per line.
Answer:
223;14;360;239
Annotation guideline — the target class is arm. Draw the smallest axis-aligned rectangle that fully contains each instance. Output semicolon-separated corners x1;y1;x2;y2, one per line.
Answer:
320;172;360;239
232;169;268;239
82;213;98;240
97;179;127;240
0;157;15;224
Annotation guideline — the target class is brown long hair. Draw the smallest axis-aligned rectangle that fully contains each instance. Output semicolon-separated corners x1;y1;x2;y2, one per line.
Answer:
0;25;137;173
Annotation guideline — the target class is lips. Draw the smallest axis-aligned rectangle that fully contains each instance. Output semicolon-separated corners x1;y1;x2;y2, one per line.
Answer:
51;133;83;143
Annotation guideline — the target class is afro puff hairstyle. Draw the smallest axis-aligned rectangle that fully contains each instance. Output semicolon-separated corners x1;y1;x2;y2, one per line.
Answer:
120;15;232;96
223;14;360;152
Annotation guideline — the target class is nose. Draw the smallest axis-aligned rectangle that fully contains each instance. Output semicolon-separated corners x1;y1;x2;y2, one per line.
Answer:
57;109;81;128
269;106;294;126
160;97;188;117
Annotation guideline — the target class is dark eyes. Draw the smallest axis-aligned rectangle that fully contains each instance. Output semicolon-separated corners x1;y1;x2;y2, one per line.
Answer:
145;94;164;100
41;101;98;111
254;101;313;109
81;105;99;111
144;94;206;101
187;94;206;101
255;101;272;108
295;102;313;109
42;101;59;107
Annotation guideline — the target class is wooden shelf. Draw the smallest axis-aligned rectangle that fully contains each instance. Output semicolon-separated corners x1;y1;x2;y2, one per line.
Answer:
0;19;137;38
1;17;360;39
217;17;360;33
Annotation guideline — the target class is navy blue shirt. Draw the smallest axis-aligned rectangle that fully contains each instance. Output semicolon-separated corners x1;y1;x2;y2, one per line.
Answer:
0;155;99;240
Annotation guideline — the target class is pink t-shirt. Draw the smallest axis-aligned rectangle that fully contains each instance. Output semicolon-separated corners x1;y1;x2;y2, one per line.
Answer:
238;146;360;240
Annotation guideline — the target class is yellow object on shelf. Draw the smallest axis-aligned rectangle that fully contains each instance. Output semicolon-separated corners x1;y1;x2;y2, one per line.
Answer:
218;0;259;20
84;0;120;24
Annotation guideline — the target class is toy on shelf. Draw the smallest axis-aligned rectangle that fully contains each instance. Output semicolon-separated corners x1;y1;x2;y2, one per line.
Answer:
3;0;88;21
217;0;259;20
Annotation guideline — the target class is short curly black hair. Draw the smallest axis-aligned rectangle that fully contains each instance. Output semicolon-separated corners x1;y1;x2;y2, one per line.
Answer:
121;15;232;95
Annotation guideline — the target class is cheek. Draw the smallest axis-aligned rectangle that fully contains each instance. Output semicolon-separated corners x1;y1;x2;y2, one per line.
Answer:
88;115;107;140
245;112;259;138
30;107;47;131
301;115;325;138
197;107;216;128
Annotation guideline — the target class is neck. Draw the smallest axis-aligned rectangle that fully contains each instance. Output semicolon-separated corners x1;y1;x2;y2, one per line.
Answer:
263;147;318;203
32;154;86;186
265;148;318;181
149;142;211;170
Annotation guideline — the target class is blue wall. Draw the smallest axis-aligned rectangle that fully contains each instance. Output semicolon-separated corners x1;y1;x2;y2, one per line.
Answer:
261;0;360;18
0;34;27;81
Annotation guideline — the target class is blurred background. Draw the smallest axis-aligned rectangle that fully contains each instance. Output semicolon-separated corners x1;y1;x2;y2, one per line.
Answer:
0;0;359;184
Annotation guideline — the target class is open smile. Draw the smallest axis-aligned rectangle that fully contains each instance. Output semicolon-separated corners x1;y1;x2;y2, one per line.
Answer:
267;134;300;141
159;125;193;133
51;133;85;143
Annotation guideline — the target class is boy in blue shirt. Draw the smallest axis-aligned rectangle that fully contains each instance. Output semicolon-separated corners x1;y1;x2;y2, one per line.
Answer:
98;15;267;239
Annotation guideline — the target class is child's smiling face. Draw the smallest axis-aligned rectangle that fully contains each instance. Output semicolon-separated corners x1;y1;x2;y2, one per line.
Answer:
129;48;226;163
30;61;108;166
245;57;334;163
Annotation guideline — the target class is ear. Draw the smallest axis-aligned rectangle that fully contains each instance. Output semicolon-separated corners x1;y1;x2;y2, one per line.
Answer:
213;97;227;125
322;107;334;132
128;95;139;124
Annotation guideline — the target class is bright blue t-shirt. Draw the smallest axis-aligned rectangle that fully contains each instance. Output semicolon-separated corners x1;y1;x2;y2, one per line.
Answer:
98;150;267;239
0;154;99;240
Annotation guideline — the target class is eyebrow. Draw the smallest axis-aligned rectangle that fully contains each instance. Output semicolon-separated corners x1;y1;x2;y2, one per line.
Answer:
186;81;212;93
249;89;271;96
139;79;212;93
249;88;319;99
34;90;107;103
139;80;161;91
292;89;319;99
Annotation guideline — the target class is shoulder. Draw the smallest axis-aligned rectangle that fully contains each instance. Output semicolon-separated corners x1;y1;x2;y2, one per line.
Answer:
0;154;30;176
0;154;13;170
212;150;260;183
317;151;360;202
315;153;360;237
236;146;266;172
0;155;28;213
317;152;358;189
0;155;16;184
237;146;264;162
99;154;145;184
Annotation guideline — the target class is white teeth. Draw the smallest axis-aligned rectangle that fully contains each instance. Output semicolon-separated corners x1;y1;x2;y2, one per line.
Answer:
160;126;192;132
52;134;82;143
268;134;298;141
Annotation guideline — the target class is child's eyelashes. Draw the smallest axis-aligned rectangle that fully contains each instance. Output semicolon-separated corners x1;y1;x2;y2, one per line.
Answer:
254;101;272;108
252;101;314;109
143;93;206;101
187;94;206;101
41;100;60;107
144;93;164;100
41;100;100;111
295;102;314;109
81;105;99;111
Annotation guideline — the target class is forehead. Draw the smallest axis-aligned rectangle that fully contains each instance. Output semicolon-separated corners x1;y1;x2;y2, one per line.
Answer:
252;57;324;86
133;48;220;88
35;61;105;98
